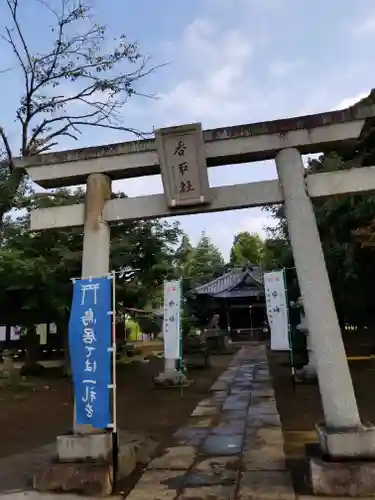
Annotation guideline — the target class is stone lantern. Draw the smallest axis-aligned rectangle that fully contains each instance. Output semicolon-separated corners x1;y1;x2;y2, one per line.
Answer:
295;297;317;381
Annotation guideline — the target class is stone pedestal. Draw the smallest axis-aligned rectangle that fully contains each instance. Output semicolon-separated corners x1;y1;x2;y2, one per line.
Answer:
309;424;375;496
154;357;187;387
310;456;375;497
316;423;375;459
153;369;187;387
33;432;138;496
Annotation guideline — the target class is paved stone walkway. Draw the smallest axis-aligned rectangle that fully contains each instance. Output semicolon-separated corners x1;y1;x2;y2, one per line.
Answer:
0;344;295;499
125;344;295;500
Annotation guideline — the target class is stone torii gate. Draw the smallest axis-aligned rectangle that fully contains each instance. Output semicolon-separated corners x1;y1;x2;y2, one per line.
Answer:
17;106;375;494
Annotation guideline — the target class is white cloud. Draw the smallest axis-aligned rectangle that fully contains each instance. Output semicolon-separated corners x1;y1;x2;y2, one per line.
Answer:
354;16;375;35
115;15;373;259
269;59;305;78
335;92;368;110
154;19;260;128
206;0;280;14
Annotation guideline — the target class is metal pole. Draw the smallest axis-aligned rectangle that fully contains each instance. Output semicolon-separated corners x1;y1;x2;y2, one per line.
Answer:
249;305;253;340
283;268;296;392
111;271;117;433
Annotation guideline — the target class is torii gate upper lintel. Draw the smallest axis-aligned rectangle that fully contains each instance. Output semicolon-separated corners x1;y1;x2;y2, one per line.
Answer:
19;105;375;470
14;103;375;188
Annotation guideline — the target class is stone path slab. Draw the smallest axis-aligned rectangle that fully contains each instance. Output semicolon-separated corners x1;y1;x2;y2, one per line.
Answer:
0;344;295;499
126;343;295;500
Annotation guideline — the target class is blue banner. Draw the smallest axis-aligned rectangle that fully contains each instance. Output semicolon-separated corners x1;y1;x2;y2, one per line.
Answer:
69;276;112;428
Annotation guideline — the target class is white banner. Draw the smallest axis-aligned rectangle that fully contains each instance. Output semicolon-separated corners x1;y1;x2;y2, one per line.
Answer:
163;280;182;360
264;271;290;351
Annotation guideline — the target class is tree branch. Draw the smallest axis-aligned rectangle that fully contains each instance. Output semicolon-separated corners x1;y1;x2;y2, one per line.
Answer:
0;0;160;223
0;127;15;172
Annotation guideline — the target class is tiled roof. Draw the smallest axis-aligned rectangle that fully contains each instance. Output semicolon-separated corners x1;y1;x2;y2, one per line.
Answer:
193;266;264;298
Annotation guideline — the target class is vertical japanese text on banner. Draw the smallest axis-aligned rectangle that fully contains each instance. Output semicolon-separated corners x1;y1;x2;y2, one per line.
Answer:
68;277;112;429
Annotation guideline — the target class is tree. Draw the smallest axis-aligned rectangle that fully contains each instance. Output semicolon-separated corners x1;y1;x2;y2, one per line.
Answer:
174;233;193;275
264;151;375;327
261;237;293;271
0;187;181;369
184;232;225;288
229;231;264;267
0;0;156;233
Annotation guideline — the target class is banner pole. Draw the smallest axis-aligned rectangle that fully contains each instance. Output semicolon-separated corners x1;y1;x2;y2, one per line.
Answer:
283;268;296;391
178;279;184;398
111;271;117;433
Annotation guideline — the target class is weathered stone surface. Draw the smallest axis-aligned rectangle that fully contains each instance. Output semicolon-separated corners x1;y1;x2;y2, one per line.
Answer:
243;428;286;470
153;370;187;386
56;433;113;462
221;409;247;420
33;461;113;497
248;400;278;416
181;457;239;488
34;345;287;500
117;444;137;479
126;470;184;500
201;434;243;456
0;494;123;500
173;427;210;447
230;386;249;395
178;485;235;499
210;380;229;392
238;471;294;500
251;387;274;398
251;393;276;405
191;405;219;417
316;423;375;459
217;374;236;384
211;390;228;401
247;412;281;428
120;432;159;465
186;416;215;428
187;456;241;490
231;381;253;390
196;397;222;408
148;446;196;470
222;394;250;411
310;456;375;496
212;419;246;436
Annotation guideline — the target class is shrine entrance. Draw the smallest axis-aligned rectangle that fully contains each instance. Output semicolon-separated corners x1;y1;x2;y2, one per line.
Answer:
17;104;375;474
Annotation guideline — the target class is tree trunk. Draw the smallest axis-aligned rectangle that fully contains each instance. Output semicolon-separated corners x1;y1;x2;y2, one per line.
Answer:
0;168;25;241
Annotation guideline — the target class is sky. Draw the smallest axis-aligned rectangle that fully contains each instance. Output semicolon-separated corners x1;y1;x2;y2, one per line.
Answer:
1;0;375;259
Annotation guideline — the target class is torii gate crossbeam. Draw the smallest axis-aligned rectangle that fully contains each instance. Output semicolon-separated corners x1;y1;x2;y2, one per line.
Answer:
19;105;375;496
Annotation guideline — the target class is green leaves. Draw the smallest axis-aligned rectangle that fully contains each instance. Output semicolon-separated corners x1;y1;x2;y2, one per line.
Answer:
229;231;264;267
266;150;375;327
182;232;225;288
0;187;183;326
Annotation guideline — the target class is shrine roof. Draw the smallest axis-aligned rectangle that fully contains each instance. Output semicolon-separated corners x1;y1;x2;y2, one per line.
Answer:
193;266;264;299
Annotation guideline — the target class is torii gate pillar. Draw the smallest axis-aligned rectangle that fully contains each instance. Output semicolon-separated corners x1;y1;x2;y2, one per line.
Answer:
276;148;361;429
276;148;375;495
75;173;112;435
